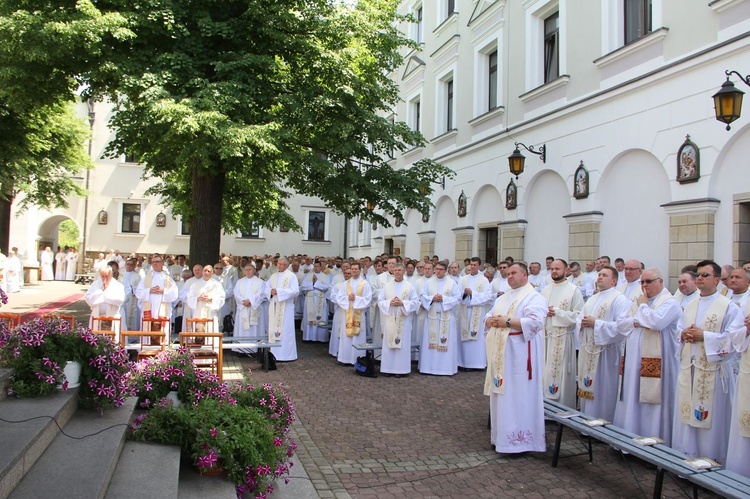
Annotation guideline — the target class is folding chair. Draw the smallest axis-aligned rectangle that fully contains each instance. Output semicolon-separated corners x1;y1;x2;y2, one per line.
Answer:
0;313;22;329
91;316;122;342
181;318;223;381
42;314;75;328
121;317;169;362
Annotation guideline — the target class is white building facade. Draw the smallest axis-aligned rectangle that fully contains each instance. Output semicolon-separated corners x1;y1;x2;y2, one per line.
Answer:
347;0;750;290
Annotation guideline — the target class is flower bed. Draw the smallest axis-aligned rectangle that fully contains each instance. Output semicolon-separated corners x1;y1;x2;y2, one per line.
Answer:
128;350;296;498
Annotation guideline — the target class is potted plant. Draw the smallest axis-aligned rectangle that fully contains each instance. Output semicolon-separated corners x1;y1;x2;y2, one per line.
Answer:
0;317;131;413
0;318;71;397
128;348;224;408
129;370;296;498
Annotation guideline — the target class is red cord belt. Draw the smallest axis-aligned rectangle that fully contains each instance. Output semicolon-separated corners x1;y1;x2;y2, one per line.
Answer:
508;331;532;380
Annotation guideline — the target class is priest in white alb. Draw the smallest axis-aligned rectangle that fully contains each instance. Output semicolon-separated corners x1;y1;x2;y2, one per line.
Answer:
378;262;419;375
614;268;681;445
484;262;547;454
672;260;742;465
85;266;125;340
233;264;267;352
187;265;226;332
265;258;300;362
134;255;178;338
726;279;750;477
336;262;372;365
457;257;493;370
577;266;631;422
300;260;331;342
540;258;584;409
329;266;351;358
419;261;461;376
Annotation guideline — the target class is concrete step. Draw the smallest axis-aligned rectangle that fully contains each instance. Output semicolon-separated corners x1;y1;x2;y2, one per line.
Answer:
106;441;180;499
0;387;79;499
8;396;137;499
0;369;11;402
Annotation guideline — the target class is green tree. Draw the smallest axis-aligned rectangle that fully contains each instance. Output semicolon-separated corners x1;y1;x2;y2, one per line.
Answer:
58;219;80;249
0;100;90;253
0;0;130;252
87;0;451;264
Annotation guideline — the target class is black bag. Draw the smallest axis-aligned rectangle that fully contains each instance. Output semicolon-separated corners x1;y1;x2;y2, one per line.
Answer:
262;351;277;371
222;313;234;334
354;355;376;378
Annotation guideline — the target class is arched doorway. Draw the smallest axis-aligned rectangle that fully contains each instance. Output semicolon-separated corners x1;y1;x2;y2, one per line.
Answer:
37;215;80;271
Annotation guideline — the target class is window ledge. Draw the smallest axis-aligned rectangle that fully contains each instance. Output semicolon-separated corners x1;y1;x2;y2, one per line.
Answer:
709;0;748;13
176;235;190;239
469;106;505;127
403;146;424;158
118;162;144;168
593;27;669;69
303;240;331;244
433;12;458;37
115;232;146;237
236;237;266;242
431;129;458;145
520;75;570;103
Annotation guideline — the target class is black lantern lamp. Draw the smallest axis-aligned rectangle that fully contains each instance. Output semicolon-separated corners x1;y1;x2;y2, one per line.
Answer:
508;142;545;179
713;71;748;131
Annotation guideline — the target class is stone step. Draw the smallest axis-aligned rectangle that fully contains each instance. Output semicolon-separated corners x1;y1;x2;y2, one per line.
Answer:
8;396;137;499
0;387;79;499
0;369;11;402
105;441;180;499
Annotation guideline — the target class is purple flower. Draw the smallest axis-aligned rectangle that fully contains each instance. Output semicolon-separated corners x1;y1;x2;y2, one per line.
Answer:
209;428;218;438
273;437;283;447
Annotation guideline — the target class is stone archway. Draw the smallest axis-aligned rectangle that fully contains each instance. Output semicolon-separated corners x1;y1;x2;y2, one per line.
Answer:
37;215;79;263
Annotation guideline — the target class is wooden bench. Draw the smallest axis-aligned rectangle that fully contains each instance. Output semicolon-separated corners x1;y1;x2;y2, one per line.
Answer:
543;399;750;499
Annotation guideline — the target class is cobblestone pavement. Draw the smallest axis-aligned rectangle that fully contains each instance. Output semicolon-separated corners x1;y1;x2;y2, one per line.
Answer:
230;338;716;499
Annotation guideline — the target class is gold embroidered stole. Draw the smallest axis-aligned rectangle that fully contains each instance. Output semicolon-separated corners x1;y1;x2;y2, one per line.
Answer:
577;290;620;400
459;274;487;342
426;278;454;352
269;272;291;343
540;282;577;401
384;280;412;349
240;278;260;329
141;271;175;318
637;290;672;404
305;274;326;325
739;343;750;438
678;295;730;429
345;279;366;338
483;283;534;395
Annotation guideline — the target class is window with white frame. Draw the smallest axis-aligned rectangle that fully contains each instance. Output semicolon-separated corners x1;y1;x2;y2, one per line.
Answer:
474;40;501;116
240;222;262;239
121;203;141;233
412;4;424;43
305;209;328;241
544;12;559;83
348;219;358;247
180;217;191;236
524;0;564;91
488;50;498;110
624;0;651;44
436;72;455;135
439;0;456;22
409;95;422;133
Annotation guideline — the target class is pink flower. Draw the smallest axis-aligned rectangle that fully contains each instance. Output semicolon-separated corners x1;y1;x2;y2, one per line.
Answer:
209;428;218;438
273;437;283;447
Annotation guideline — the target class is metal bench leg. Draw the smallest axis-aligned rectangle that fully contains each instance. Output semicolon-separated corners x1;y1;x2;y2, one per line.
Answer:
653;467;664;499
263;347;270;372
692;484;698;499
587;435;593;463
552;423;564;468
487;409;491;430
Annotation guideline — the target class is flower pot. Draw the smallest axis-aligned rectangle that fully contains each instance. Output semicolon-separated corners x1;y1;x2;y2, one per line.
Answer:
60;360;82;389
165;390;181;407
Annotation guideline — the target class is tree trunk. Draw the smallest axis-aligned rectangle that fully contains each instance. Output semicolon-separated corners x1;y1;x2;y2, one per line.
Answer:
0;190;13;255
189;169;225;266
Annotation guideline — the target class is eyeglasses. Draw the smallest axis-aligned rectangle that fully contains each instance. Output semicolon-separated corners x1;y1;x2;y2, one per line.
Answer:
624;267;640;271
697;272;714;278
215;267;223;271
641;278;662;285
